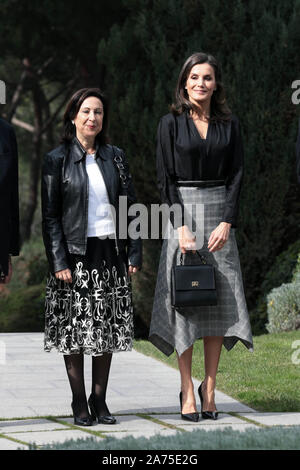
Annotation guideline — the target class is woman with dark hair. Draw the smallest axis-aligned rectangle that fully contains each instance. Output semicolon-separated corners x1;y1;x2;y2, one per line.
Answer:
149;52;253;421
42;88;142;426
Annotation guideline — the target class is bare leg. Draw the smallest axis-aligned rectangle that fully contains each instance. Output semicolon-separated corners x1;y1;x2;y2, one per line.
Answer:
176;345;198;414
202;336;223;411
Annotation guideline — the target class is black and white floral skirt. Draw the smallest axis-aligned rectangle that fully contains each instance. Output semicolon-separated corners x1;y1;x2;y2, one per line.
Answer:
44;237;133;355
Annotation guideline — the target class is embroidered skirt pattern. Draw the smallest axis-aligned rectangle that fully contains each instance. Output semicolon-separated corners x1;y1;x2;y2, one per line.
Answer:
149;185;253;357
44;237;133;355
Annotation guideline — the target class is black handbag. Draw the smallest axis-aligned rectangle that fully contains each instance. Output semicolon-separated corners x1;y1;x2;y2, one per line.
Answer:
171;251;217;308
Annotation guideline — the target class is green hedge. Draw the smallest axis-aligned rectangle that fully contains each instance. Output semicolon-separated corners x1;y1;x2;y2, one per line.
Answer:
250;241;300;334
38;426;300;450
292;253;300;281
97;0;300;336
266;278;300;333
261;240;300;295
0;284;45;332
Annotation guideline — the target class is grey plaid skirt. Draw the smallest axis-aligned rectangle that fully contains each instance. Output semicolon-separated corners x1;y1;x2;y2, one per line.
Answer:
149;185;253;357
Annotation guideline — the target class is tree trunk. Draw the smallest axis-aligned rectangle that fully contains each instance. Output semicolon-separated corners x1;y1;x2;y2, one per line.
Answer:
21;81;44;243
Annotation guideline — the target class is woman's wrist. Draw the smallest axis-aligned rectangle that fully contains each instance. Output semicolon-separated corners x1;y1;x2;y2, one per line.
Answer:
220;221;232;228
177;224;189;232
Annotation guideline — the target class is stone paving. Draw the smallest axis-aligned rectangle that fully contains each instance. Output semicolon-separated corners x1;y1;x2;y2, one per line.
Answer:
0;333;299;450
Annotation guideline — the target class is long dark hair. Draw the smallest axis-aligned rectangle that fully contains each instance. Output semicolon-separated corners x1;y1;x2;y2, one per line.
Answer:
61;87;110;144
171;52;231;122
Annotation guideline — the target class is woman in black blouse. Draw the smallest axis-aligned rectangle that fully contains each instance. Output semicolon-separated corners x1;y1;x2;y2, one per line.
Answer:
149;52;253;422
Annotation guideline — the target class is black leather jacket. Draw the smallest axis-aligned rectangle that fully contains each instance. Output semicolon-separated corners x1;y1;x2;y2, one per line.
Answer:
41;137;142;273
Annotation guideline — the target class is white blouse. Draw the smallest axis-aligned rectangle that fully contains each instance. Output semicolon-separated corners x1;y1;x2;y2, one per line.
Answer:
85;153;115;237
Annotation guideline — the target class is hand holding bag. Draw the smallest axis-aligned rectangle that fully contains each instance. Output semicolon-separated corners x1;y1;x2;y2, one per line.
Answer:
171;251;217;308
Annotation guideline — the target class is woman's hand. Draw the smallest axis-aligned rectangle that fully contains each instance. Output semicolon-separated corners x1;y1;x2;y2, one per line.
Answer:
208;222;231;252
55;268;72;283
177;225;196;254
128;265;140;275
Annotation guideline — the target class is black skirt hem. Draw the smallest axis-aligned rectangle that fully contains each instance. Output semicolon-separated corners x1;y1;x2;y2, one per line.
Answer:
44;345;133;356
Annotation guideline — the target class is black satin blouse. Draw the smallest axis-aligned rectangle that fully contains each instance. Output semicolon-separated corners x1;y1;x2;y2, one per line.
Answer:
156;111;244;228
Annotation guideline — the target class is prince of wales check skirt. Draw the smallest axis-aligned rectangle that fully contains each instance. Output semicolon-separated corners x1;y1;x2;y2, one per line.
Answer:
44;237;133;355
149;185;253;357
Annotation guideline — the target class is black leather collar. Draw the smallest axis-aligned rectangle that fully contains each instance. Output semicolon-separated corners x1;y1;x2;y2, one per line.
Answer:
71;137;109;162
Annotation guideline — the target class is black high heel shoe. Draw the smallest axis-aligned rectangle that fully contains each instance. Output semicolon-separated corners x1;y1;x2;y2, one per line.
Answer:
198;382;218;420
71;402;93;426
179;392;199;422
88;394;117;425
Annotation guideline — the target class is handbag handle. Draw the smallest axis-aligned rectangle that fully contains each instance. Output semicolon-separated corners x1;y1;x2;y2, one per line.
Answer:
180;250;207;266
112;145;128;187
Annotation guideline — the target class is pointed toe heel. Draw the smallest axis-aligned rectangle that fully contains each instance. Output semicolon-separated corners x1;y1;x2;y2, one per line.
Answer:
179;392;199;422
202;410;218;420
198;382;218;421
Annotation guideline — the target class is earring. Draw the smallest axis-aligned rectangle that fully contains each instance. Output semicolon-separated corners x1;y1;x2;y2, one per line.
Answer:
71;120;75;125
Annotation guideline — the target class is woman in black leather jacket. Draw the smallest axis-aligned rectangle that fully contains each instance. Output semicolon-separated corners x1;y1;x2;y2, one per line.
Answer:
41;88;142;426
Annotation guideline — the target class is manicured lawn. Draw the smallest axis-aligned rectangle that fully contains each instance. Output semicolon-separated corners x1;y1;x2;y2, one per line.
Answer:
133;331;300;412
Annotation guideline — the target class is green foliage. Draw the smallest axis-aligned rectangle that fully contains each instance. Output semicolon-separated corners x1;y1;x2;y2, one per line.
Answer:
262;240;300;294
41;426;300;450
0;237;47;332
131;239;162;337
249;301;269;336
0;284;45;332
8;237;47;291
250;240;300;334
135;331;300;412
1;0;300;335
27;255;48;286
292;252;300;281
266;279;300;333
97;0;300;333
